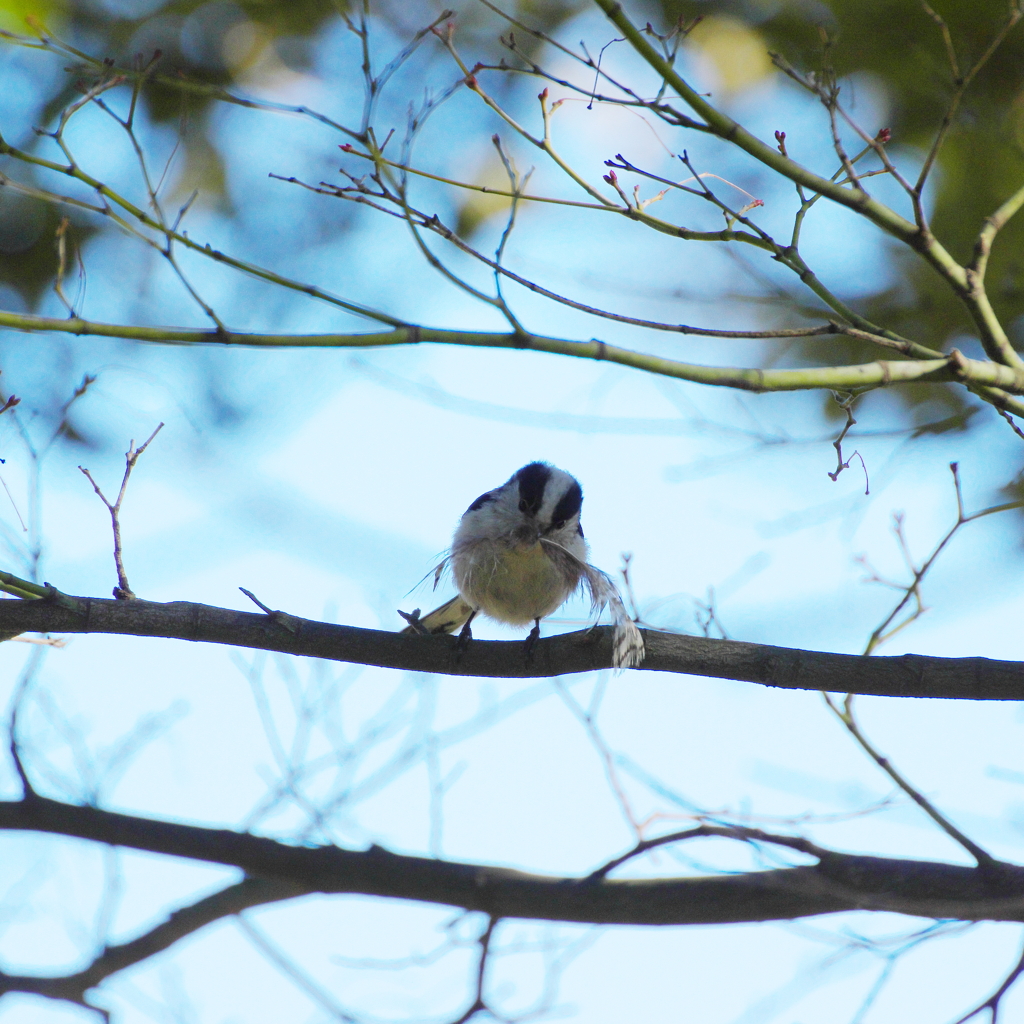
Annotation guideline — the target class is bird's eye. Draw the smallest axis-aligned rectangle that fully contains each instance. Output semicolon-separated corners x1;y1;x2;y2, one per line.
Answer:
552;518;566;530
518;499;529;513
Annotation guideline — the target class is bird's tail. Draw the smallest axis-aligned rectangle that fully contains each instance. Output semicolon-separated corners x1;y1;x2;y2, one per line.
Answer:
399;595;475;635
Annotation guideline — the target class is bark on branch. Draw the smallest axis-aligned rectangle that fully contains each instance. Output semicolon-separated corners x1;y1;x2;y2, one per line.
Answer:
0;593;1022;699
5;796;1024;927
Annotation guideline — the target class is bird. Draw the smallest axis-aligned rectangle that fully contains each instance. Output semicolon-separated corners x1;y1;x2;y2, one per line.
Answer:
399;461;644;669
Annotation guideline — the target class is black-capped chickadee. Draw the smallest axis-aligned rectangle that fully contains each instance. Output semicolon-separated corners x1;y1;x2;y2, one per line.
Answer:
400;462;644;669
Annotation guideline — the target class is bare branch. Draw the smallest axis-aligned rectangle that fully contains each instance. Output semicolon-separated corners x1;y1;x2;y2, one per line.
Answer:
0;25;364;139
2;794;1024;934
448;916;499;1024
587;824;825;881
0;130;406;327
971;181;1024;282
861;463;1022;655
78;424;163;599
916;2;1023;196
7;309;1024;423
0;877;307;1010
0;584;1023;698
824;692;995;868
951;936;1024;1023
236;914;358;1022
826;393;870;493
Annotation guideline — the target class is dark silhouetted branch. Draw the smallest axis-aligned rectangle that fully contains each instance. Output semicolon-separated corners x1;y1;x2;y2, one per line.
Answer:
4;796;1024;929
0;876;305;1009
0;591;1021;698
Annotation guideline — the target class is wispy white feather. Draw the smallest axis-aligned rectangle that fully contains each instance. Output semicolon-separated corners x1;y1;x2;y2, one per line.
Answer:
541;539;645;670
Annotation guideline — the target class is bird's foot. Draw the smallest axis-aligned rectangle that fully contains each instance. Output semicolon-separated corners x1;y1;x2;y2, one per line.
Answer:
453;615;476;665
523;620;541;665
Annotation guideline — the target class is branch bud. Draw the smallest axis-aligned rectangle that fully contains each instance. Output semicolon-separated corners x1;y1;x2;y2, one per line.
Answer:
947;348;968;376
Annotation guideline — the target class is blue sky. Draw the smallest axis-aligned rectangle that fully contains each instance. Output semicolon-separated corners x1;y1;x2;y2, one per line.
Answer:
2;4;1024;1021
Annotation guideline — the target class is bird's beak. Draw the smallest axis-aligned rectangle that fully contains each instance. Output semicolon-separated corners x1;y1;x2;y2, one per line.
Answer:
511;524;541;550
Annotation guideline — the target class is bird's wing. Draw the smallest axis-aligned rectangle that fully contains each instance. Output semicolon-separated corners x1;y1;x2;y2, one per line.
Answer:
400;595;475;635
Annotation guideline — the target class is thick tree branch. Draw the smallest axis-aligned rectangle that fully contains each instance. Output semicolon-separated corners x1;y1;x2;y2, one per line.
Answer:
3;796;1024;928
0;592;1022;699
4;311;1024;406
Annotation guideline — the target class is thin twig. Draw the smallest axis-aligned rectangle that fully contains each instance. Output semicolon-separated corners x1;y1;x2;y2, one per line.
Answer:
78;423;163;600
587;823;825;881
820;462;1024;867
490;132;531;335
916;2;1023;198
5;645;45;801
823;691;996;868
449;916;498;1024
236;914;358;1022
951;935;1024;1023
970;181;1024;282
862;463;1024;654
552;680;643;838
997;408;1024;442
826;393;870;494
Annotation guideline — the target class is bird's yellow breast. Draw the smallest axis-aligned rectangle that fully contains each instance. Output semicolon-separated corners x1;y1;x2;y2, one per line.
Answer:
457;541;574;625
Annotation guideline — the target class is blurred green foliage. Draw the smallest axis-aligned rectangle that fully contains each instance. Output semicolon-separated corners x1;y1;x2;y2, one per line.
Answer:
0;190;95;308
0;0;1021;437
666;0;1024;426
0;0;583;309
0;0;344;309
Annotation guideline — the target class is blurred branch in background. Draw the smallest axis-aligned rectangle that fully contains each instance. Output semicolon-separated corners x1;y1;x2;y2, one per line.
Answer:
1;0;1024;1021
